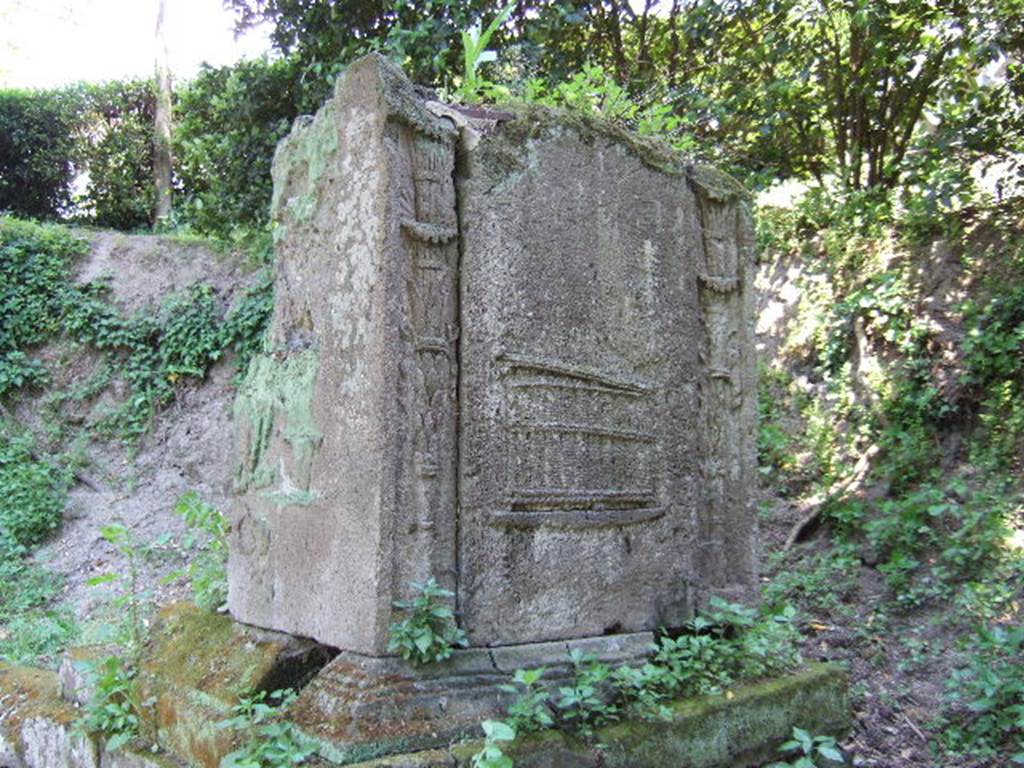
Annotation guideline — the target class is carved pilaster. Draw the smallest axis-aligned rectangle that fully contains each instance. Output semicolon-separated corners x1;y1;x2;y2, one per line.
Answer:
694;180;758;600
391;123;460;596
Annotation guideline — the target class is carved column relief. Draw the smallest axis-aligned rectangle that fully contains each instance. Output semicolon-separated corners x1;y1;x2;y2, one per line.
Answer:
392;123;460;593
695;186;756;596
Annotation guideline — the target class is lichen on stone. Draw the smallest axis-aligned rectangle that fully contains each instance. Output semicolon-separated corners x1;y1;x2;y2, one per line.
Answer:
233;348;321;494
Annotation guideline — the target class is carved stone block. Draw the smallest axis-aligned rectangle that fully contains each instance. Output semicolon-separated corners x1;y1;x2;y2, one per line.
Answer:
229;51;757;667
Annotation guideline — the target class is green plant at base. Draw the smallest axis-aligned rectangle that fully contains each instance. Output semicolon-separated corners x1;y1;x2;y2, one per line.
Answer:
611;662;674;720
768;726;845;767
174;491;228;610
471;719;516;768
77;654;140;752
218;689;316;768
554;650;619;732
387;577;467;665
500;668;553;733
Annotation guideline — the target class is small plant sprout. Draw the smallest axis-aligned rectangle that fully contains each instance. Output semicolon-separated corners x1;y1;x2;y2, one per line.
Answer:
500;668;554;732
76;654;140;752
387;577;468;665
218;688;316;768
471;719;517;768
770;726;845;767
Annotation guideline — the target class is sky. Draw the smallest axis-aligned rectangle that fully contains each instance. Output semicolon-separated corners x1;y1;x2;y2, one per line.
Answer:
0;0;274;88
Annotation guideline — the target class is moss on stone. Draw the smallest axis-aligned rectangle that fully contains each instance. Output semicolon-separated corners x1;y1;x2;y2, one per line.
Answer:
345;664;848;768
233;348;321;494
0;661;102;763
138;603;287;702
134;602;324;768
270;102;340;224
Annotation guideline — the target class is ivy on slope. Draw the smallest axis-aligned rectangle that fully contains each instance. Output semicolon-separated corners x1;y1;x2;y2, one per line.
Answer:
0;216;274;440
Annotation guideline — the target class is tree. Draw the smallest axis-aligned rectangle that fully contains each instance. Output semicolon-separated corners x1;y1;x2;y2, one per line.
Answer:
226;0;1023;190
154;0;173;223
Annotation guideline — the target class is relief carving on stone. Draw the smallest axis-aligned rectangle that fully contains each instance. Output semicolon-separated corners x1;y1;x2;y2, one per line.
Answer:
695;188;747;591
392;124;460;588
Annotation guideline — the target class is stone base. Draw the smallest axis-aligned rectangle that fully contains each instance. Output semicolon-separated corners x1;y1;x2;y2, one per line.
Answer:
334;664;851;768
291;633;654;764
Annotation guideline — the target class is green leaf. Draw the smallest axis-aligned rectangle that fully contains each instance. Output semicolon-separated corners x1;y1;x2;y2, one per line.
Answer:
481;719;516;742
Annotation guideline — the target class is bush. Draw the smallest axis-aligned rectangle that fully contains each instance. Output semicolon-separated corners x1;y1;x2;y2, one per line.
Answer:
76;81;155;230
0;81;155;228
0;433;68;549
174;57;301;235
0;89;80;218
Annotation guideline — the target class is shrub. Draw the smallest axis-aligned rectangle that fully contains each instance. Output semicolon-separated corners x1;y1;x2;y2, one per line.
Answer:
0;433;68;549
0;217;89;396
387;577;468;665
174;57;301;235
0;82;154;228
0;89;80;218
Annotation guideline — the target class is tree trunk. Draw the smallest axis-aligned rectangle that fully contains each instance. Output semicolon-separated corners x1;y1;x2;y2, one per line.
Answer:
153;0;172;225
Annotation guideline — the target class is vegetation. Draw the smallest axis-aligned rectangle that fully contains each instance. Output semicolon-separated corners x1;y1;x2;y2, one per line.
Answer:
387;577;468;665
174;491;229;611
769;726;846;768
218;689;317;768
0;217;272;441
76;655;141;752
474;599;804;764
0;2;1022;765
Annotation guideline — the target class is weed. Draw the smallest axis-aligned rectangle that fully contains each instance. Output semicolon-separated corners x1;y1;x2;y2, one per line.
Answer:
0;431;69;548
554;650;619;732
218;689;316;768
768;726;845;767
77;654;141;752
764;549;860;618
471;719;516;768
455;3;516;103
499;668;553;733
387;577;467;665
86;523;151;658
940;623;1024;763
174;491;228;611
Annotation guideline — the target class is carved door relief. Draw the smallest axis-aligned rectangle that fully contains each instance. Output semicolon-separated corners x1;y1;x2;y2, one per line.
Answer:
694;184;757;598
491;352;664;529
390;122;460;598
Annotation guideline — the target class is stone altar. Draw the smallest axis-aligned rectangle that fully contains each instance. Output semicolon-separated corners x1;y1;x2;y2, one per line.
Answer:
228;53;758;749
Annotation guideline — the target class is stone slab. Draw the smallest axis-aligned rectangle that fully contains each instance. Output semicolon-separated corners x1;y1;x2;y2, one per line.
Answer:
0;661;182;768
229;51;758;655
229;53;463;655
348;663;849;768
292;634;653;763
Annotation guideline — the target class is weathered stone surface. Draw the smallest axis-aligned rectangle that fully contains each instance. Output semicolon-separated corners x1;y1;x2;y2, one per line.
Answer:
59;644;117;708
136;602;332;768
0;661;99;768
346;663;849;768
229;53;463;654
456;119;758;642
292;633;652;760
229;52;758;653
0;661;188;768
